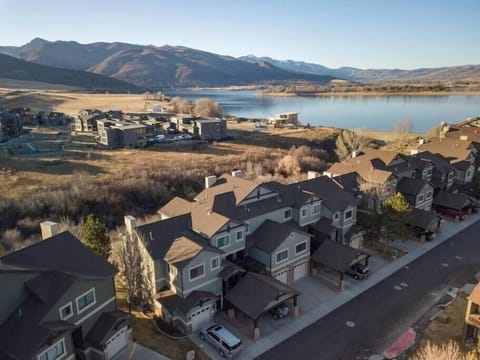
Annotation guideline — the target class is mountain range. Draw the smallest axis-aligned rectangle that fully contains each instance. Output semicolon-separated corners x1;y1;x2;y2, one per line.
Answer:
0;38;479;91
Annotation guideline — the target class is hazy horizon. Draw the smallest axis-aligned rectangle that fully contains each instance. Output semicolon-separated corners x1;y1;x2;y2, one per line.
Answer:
1;0;479;70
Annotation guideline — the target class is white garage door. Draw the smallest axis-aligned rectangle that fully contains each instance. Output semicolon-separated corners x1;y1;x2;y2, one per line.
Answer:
105;326;128;359
191;305;212;331
274;270;288;284
293;262;307;281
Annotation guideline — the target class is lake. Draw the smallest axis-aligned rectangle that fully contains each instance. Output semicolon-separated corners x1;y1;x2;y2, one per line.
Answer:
165;89;480;133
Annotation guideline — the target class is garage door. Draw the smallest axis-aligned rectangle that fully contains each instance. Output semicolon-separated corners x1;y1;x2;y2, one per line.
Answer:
293;261;307;281
105;326;128;359
191;305;212;331
274;270;288;284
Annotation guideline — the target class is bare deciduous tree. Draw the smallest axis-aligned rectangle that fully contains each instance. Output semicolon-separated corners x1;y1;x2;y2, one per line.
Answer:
393;118;413;142
193;98;223;118
170;97;193;114
335;129;370;161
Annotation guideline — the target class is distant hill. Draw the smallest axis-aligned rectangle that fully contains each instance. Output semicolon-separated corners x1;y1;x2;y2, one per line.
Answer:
239;55;480;82
0;53;141;91
0;39;337;88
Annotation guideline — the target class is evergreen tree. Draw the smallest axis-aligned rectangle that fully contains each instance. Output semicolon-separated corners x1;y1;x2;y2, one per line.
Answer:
82;214;111;258
382;192;413;239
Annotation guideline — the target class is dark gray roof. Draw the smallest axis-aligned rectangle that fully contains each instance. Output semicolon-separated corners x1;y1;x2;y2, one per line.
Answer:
156;290;216;315
0;272;77;359
247;220;309;253
397;177;431;196
332;172;360;195
433;191;471;210
406;208;441;230
0;231;116;278
296;176;357;212
86;311;130;349
415;151;454;174
219;260;246;281
453;160;473;171
225;272;299;319
313;218;336;236
311;240;365;273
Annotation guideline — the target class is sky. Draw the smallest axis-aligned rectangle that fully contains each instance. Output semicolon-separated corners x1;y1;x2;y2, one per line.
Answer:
0;0;479;69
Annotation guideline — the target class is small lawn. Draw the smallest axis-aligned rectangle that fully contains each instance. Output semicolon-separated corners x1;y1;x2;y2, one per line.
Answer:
115;277;209;360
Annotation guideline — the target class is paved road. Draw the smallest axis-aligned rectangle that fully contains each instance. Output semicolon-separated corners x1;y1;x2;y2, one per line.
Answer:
257;221;480;360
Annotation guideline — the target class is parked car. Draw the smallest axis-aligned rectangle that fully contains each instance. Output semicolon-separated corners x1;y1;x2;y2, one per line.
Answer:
199;322;243;358
346;263;369;280
154;134;165;142
436;207;467;221
268;303;289;320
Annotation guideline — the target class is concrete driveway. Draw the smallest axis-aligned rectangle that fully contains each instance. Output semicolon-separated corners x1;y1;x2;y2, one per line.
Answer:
114;343;171;360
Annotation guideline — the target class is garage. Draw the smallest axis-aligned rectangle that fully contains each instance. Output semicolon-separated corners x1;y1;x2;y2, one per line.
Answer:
190;304;212;331
274;270;288;284
105;326;128;359
293;261;308;281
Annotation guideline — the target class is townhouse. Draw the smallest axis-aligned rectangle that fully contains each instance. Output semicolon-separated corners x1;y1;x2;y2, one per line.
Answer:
125;171;359;334
0;222;131;360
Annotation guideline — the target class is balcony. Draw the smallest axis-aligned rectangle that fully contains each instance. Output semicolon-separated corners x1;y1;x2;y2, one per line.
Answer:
467;314;480;328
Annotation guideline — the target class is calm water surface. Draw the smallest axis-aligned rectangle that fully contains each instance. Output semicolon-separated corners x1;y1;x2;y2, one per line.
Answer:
166;89;480;132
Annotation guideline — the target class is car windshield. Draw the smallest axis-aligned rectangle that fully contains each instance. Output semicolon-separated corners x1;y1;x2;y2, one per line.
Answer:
225;341;242;351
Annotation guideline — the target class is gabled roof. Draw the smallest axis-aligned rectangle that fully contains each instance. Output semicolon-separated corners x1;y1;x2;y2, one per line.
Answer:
415;151;454;174
164;236;204;269
86;311;130;350
0;231;116;278
452;160;474;171
247;220;310;254
328;160;393;185
194;174;259;206
311;240;365;273
225;272;299;320
313;218;336;236
333;172;360;195
296;176;357;212
159;196;194;218
361;149;402;166
397;177;432;196
433;191;471;210
0;271;77;359
406;208;441;230
419;137;473;164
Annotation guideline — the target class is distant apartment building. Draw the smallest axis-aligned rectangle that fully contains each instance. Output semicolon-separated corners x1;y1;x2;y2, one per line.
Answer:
97;119;147;148
0;111;22;142
269;112;299;127
171;116;227;140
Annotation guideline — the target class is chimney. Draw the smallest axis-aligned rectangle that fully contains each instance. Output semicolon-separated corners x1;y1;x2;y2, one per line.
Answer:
40;221;60;240
418;138;426;145
124;215;137;236
307;171;320;180
231;170;243;178
351;150;359;158
410;149;419;155
460;135;468;141
205;175;217;189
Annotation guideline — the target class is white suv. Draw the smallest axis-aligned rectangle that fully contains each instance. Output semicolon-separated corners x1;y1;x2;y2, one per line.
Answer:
199;322;243;358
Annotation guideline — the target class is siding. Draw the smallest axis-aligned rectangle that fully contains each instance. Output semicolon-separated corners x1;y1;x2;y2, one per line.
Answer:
0;271;38;323
210;221;246;257
181;250;222;298
35;332;76;360
246;207;293;234
269;231;311;272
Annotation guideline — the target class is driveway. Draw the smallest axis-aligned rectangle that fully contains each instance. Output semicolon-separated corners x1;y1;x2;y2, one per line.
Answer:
114;343;171;360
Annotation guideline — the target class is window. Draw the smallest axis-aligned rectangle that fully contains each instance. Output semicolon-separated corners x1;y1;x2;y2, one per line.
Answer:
411;171;416;178
427;168;433;176
295;242;307;255
426;191;433;199
245;223;250;234
236;230;243;242
467;170;472;177
301;208;307;218
422;169;427;175
216;235;230;248
59;302;73;320
211;257;220;271
312;204;320;214
284;209;292;220
345;210;353;220
448;173;454;180
76;288;96;314
38;338;65;360
418;194;424;202
189;264;205;281
334;212;339;221
276;249;289;264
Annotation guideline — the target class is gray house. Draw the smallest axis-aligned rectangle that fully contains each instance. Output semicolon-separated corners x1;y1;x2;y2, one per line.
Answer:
397;177;434;211
0;224;131;360
247;220;311;284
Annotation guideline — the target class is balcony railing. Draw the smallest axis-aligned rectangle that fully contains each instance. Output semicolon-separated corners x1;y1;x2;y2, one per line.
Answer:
467;314;480;328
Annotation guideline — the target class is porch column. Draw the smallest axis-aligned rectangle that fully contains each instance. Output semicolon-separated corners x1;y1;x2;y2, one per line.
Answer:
293;295;300;318
253;318;261;340
227;308;235;321
339;272;345;290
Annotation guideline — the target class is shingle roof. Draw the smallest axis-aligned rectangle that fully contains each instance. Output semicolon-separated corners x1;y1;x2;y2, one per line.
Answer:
247;220;309;253
406;208;441;230
0;271;77;359
156;290;216;315
159;196;194;218
419;137;473;163
0;231;116;278
453;160;474;171
433;191;471;210
219;260;246;281
164;236;205;269
415;151;454;174
225;272;299;319
313;218;336;236
311;240;365;273
397;177;431;196
194;174;259;206
86;311;130;349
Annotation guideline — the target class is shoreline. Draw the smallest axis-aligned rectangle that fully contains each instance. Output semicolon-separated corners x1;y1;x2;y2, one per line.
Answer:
259;90;480;97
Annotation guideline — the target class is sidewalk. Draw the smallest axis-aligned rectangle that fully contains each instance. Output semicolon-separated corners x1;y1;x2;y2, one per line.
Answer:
190;214;480;360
